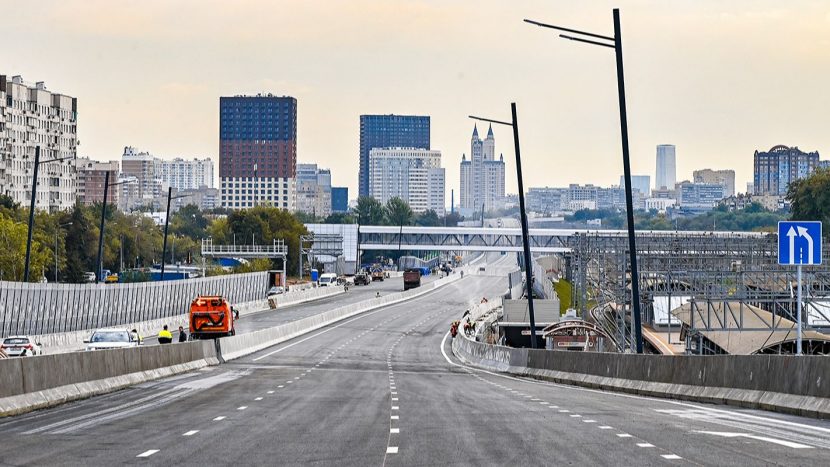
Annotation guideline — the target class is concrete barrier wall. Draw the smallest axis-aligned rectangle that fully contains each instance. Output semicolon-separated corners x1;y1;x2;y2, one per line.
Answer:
30;286;344;355
452;335;830;418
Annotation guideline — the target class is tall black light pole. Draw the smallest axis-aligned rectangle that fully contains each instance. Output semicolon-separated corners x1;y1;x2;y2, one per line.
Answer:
524;8;644;353
470;103;538;349
95;173;129;284
24;146;73;282
160;188;192;281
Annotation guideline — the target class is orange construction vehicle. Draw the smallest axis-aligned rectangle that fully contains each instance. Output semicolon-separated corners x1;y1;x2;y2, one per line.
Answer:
189;295;236;339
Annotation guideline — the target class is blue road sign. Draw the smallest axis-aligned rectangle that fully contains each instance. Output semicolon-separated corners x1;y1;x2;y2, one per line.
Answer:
778;221;822;265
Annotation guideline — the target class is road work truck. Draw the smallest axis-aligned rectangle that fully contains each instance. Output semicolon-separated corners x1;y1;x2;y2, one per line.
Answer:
189;295;236;339
403;268;421;291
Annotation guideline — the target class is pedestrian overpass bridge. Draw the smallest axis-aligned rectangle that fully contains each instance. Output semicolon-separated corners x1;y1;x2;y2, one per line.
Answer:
356;225;763;253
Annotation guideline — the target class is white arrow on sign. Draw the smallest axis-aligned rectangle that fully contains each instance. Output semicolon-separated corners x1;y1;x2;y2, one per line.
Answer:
797;226;814;265
787;227;797;265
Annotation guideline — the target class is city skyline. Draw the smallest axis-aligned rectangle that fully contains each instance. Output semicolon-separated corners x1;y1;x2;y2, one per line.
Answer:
3;1;829;200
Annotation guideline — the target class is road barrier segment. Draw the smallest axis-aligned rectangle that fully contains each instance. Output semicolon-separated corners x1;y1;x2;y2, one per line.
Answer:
451;333;830;419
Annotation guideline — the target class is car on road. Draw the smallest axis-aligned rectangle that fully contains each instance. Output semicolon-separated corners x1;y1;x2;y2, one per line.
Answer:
1;336;42;357
354;272;370;286
84;328;141;351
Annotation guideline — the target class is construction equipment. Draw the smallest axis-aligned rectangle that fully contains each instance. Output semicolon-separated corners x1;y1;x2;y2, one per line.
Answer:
370;263;384;282
189;295;236;339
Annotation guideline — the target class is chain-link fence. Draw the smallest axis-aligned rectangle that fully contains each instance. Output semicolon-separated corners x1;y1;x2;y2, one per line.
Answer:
0;272;268;337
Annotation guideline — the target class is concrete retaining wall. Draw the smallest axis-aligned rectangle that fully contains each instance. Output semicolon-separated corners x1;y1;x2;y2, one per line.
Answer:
0;340;217;416
452;335;830;419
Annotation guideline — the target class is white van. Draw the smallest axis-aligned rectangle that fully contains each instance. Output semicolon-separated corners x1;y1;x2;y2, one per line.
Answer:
318;273;338;287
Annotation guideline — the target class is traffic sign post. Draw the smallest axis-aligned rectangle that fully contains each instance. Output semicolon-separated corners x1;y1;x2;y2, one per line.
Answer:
778;221;823;355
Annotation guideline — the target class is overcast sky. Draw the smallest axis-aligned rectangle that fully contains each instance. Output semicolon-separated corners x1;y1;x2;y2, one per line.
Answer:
3;0;829;198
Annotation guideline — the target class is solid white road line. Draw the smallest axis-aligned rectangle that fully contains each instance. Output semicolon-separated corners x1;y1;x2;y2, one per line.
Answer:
694;431;813;449
137;450;159;458
183;430;199;436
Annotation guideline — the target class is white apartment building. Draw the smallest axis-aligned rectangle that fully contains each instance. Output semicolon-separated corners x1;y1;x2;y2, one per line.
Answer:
296;163;332;217
0;75;78;210
156;157;214;191
121;146;161;209
693;168;735;198
369;147;445;214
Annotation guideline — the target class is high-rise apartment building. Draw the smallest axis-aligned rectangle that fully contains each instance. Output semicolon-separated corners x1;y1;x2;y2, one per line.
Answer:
753;145;819;196
157;157;214;191
655;144;676;190
459;125;505;213
296;163;332;217
121;146;161;210
0;75;78;210
358;115;430;197
677;181;725;210
368;147;445;214
76;158;119;206
693;168;735;197
220;94;297;210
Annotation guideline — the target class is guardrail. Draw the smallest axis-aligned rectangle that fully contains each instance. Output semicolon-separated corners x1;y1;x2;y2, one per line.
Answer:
452;335;830;419
0;272;268;337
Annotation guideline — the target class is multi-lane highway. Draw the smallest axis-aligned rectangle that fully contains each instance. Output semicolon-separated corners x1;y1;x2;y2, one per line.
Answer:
1;271;828;465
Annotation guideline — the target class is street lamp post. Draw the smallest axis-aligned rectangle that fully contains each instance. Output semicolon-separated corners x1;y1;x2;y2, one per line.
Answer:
95;172;129;284
160;188;192;281
524;8;644;353
23;146;74;282
54;221;73;283
470;103;538;349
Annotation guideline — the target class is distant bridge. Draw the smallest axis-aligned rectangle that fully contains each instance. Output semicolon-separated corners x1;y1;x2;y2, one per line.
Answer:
356;225;764;253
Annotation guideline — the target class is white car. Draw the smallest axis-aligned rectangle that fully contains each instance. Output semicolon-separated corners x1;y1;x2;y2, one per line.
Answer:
267;286;284;297
84;328;141;351
318;273;337;287
1;336;42;357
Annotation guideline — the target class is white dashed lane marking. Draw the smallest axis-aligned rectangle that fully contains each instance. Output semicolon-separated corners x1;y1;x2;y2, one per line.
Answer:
237;406;247;411
637;443;654;448
213;416;226;421
662;454;682;460
137;450;159;458
183;430;199;436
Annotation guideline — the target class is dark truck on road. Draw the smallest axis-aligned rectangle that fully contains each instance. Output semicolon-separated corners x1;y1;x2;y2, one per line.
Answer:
354;272;371;286
403;268;421;291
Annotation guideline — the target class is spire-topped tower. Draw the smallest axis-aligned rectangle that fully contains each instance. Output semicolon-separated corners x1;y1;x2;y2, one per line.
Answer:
472;124;479;139
482;123;495;161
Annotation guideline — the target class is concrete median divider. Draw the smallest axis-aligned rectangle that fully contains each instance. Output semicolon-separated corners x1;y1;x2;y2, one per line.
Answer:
452;333;830;419
0;340;218;417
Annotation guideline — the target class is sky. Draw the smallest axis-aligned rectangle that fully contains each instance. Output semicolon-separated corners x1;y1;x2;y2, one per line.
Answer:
3;0;829;199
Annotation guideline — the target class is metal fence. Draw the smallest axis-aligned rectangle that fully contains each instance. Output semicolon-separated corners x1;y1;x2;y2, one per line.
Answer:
0;272;269;337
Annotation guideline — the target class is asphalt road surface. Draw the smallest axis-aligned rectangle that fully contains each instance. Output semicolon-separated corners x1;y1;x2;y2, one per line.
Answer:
2;272;828;466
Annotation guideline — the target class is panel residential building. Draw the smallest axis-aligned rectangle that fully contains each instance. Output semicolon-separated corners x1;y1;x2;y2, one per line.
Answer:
157;157;214;191
76;157;119;206
368;147;445;214
0;75;78;211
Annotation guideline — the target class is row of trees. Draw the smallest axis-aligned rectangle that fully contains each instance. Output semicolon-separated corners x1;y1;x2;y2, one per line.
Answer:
0;196;308;283
298;196;464;227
